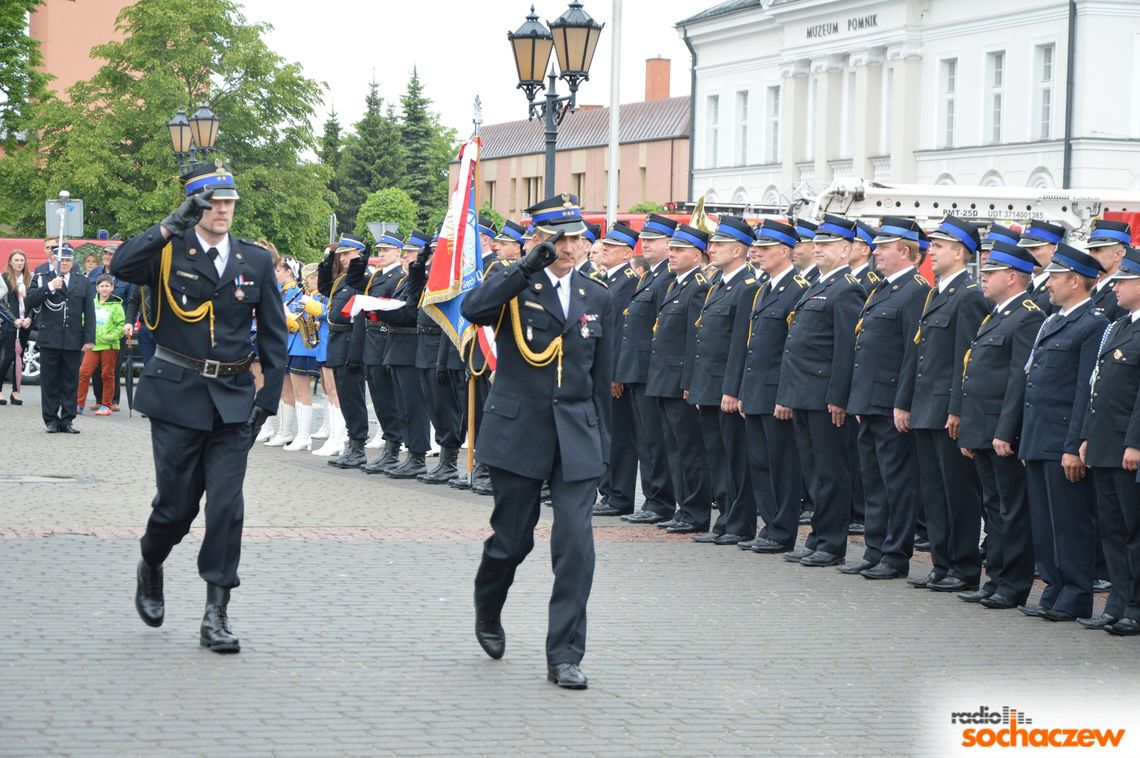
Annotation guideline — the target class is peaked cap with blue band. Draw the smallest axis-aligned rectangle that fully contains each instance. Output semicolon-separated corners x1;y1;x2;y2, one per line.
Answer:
478;216;498;239
854;220;878;250
980;240;1037;273
181;161;239;200
583;222;602;244
602;221;639;249
525;193;587;236
495;220;527;244
1086;219;1132;248
1044;242;1106;279
710;215;756;246
812;214;857;243
335;233;370;254
983;223;1020;250
1114;246;1140;278
640;213;679;239
1017;220;1065;248
794;219;817;240
751;219;800;248
668;223;709;252
928;215;981;255
402;230;432;250
872;216;922;245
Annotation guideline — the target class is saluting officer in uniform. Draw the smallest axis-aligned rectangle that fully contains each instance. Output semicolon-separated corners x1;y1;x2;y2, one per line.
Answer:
112;164;287;652
1079;245;1140;635
646;225;713;533
907;217;989;593
839;218;929;580
737;220;808;553
1018;220;1066;313
319;234;370;469
957;243;1044;609
1086;220;1131;321
360;235;406;474
592;222;641;518
1019;244;1108;622
618;214;679;524
694;217;761;544
463;193;612;690
26;243;96;433
777;215;864;566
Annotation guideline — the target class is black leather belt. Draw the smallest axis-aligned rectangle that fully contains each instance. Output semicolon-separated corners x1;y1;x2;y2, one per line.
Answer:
388;326;417;335
418;325;441;335
366;323;389;331
154;346;252;378
327;322;352;332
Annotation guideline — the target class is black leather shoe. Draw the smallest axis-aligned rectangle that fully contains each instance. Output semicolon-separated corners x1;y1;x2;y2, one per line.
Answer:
58;423;80;434
1042;608;1077;622
861;563;901;580
625;510;668;524
448;473;472;490
593;504;631;517
329;439;367;469
714;533;747;546
798;510;814;525
656;519;678;529
692;532;723;544
547;663;588;689
387;452;427;479
737;537;759;550
959;589;992;604
200;584;240;653
800;550;842;567
418;447;459;484
980;593;1019;610
364;440;401;474
135;559;164;628
837;559;875;575
1093;578;1112;593
906;571;941;589
1077;613;1118;630
45;420;60;433
1017;604;1047;618
666;522;703;534
475;616;505;660
847;522;865;535
1106;617;1140;636
928;576;978;593
471;468;494;495
783;546;814;562
751;538;792;554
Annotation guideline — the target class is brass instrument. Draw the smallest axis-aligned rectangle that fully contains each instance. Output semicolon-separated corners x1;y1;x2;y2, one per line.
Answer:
298;286;321;349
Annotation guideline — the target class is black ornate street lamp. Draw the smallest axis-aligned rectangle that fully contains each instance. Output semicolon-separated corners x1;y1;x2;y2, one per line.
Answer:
167;103;221;173
508;2;603;191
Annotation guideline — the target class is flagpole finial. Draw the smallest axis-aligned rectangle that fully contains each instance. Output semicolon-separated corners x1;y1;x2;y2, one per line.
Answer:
473;95;483;137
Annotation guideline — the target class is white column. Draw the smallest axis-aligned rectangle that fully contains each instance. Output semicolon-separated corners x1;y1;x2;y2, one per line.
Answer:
778;61;809;193
849;49;884;181
810;55;845;183
886;44;923;183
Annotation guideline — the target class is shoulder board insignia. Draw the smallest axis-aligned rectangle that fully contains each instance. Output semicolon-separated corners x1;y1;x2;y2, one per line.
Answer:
845;273;859;284
624;267;636;278
239;238;267;250
868;271;881;282
744;277;756;285
589;273;609;288
1022;299;1042;312
793;275;808;287
695;273;707;285
914;274;930;287
966;283;978;289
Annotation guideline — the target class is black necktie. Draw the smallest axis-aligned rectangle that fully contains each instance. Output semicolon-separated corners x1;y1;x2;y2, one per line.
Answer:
207;247;219;262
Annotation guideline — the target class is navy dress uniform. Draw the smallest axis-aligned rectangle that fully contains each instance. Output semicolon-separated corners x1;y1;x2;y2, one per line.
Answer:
842;218;929;579
617;214;679;523
594;222;641;517
777;216;865;564
737;220;808;551
459;236;505;496
1018;220;1066;313
1080;246;1140;634
691;217;762;543
318;234;370;469
646;225;713;532
25;245;96;432
959;243;1044;607
907;217;989;591
111;164;287;652
1086;220;1132;322
1020;244;1108;621
361;239;406;473
463;194;612;688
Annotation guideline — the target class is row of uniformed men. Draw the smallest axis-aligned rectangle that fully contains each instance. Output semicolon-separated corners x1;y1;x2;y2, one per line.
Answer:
594;210;1139;635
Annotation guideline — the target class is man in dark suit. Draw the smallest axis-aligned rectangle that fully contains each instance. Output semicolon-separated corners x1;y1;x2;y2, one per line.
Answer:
839;217;929;580
1019;244;1108;622
958;242;1044;609
1086;219;1131;322
592;222;640;517
906;217;989;592
111;164;287;652
845;220;880;534
360;236;406;474
690;217;761;545
618;214;679;524
463;193;612;690
737;220;808;553
26;244;95;432
777;215;864;567
1018;220;1065;313
646;224;713;533
1079;245;1140;634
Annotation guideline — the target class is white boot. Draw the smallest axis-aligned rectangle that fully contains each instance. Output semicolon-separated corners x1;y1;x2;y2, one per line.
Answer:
265;402;296;447
256;402;279;442
312;406;345;457
283;403;313;451
311;403;330;439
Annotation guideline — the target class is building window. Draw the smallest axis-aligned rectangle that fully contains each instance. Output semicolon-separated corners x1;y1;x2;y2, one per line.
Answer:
880;65;893;154
572;172;585;201
525;177;542;208
707;94;719;168
1036;43;1055;139
766;85;780;163
735;90;749;166
484;180;496;208
940;58;957;148
986;51;1004;144
639;167;647;201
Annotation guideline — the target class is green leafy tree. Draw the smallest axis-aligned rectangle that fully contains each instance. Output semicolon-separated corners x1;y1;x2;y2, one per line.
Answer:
477;203;503;230
354;187;418;241
0;0;334;257
399;69;458;229
628;201;667;213
318;108;343;204
0;0;49;150
336;80;405;231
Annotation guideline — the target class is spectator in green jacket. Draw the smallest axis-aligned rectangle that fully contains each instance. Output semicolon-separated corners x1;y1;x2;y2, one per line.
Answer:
77;274;125;415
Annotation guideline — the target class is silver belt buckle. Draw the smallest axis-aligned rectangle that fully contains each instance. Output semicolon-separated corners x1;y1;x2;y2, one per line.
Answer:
201;359;221;378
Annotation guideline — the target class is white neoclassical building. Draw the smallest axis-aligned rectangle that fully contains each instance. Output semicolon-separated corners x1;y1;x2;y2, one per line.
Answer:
676;0;1140;207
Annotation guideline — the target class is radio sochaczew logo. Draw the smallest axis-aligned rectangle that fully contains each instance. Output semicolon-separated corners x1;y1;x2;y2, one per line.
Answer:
952;705;1126;749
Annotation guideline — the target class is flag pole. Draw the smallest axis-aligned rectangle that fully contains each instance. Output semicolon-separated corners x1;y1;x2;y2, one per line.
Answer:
466;95;484;486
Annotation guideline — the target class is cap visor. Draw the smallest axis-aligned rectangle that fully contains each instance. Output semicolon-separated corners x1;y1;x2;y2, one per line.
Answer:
927;231;960;243
1043;262;1071;273
750;238;781;247
639;231;667;239
1017;238;1048;247
1111;271;1140;280
871;233;902;244
1083;239;1118;248
709;232;740;243
812;233;847;243
978;262;1012;272
667;239;697;248
536;220;586;236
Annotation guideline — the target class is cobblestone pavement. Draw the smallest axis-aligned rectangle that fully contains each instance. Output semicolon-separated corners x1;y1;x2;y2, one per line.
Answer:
1;387;1134;757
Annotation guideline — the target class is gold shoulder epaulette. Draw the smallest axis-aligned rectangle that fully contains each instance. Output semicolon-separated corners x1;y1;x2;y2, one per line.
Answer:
845;273;859;284
238;238;266;250
868;271;881;283
589;272;609;288
1023;299;1042;312
624;267;636;278
744;277;756;285
695;273;707;285
914;274;930;288
967;283;978;289
794;275;808;287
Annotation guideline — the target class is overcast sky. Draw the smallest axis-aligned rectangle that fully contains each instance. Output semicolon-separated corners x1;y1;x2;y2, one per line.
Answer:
237;0;699;138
